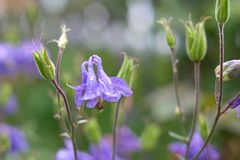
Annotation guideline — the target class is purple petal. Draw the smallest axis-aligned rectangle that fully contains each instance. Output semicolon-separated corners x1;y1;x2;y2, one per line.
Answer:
117;126;141;156
81;58;100;100
86;98;98;108
67;83;86;107
110;77;133;97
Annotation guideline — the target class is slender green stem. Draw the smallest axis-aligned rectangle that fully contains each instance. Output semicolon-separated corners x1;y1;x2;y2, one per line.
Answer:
185;62;200;158
112;99;122;160
52;80;78;160
170;48;186;134
55;48;70;133
191;24;225;160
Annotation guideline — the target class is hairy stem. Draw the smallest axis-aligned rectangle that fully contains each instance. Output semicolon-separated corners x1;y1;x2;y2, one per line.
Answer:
185;62;200;158
170;48;186;134
191;24;225;160
52;80;78;160
112;99;122;160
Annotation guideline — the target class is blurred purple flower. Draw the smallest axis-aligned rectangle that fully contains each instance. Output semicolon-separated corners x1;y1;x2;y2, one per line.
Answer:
116;126;141;157
68;55;133;108
168;132;219;160
228;95;240;118
56;127;140;160
90;138;124;160
0;40;44;78
55;139;93;160
0;44;18;76
0;95;18;116
0;123;28;155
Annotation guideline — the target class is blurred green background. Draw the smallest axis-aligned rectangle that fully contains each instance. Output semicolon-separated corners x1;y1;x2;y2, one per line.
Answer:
1;0;240;159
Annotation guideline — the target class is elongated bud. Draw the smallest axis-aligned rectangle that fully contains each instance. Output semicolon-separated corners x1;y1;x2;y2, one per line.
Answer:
198;114;209;140
0;84;12;106
83;118;102;143
215;0;230;25
158;18;176;49
182;17;209;62
215;60;240;81
140;124;161;150
117;53;138;88
33;48;55;81
58;25;70;49
0;133;10;154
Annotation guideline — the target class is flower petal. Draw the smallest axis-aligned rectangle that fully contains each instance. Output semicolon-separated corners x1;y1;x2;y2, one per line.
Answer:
110;77;133;97
86;98;98;108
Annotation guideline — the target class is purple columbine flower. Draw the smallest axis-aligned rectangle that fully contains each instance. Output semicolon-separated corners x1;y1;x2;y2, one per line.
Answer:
228;95;240;118
90;126;140;160
55;139;93;160
0;95;18;116
0;123;28;155
168;132;219;160
116;126;141;157
68;55;133;108
90;138;124;160
0;43;18;76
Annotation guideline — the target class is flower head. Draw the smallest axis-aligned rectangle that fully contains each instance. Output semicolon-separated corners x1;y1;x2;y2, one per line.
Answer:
215;60;240;81
68;55;133;108
0;123;28;155
227;95;240;118
55;140;93;160
0;95;18;116
168;132;219;160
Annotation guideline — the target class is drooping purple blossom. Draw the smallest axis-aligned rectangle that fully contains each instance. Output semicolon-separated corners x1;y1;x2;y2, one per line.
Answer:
0;44;18;76
55;140;93;160
55;126;140;160
68;55;133;108
228;95;240;118
0;95;18;116
116;126;141;157
0;123;28;155
168;132;219;160
0;40;44;78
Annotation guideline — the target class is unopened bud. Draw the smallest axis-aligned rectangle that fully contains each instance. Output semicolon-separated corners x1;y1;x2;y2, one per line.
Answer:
140;124;161;150
33;48;55;81
198;114;209;140
215;0;230;25
158;18;176;49
182;17;209;62
83;118;102;143
117;53;138;88
215;60;240;81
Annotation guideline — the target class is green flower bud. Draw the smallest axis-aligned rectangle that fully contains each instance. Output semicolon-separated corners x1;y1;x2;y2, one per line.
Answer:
158;18;176;49
215;0;230;25
140;124;161;150
117;53;138;88
83;118;102;144
33;48;56;81
215;60;240;81
0;133;10;155
0;84;12;107
198;114;209;140
182;17;209;62
58;25;70;49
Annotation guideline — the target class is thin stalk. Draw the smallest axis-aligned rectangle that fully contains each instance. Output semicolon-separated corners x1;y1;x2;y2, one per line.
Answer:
52;80;78;160
170;48;186;134
55;48;70;133
185;62;200;158
112;99;122;160
191;24;225;160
